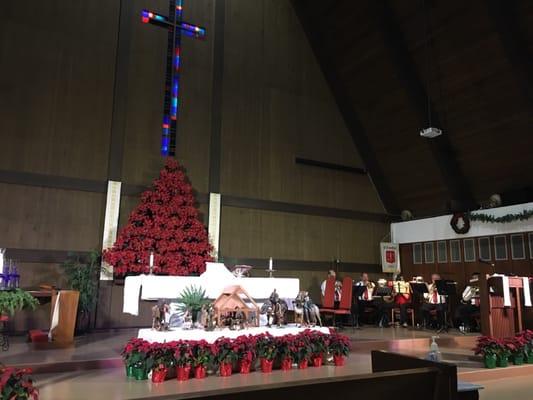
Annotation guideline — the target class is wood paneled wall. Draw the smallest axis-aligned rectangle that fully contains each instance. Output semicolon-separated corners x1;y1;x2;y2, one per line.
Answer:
400;233;533;291
1;0;387;329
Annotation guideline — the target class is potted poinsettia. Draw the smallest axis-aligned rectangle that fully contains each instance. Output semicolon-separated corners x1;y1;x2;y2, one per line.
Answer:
255;333;277;373
121;338;153;379
173;341;193;381
496;339;512;368
233;335;256;374
327;330;350;366
308;330;329;367
517;330;533;363
473;336;500;368
149;342;175;383
213;337;238;377
506;336;527;365
275;334;296;370
292;332;312;369
190;340;212;379
0;366;38;400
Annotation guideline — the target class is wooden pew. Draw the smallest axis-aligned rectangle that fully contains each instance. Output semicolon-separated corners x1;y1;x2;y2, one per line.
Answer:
371;350;482;400
178;366;442;400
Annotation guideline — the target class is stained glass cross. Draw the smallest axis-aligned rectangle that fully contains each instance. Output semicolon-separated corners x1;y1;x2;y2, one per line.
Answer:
141;0;206;156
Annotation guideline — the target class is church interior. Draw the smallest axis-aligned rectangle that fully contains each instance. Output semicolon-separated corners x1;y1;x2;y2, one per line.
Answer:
1;0;533;399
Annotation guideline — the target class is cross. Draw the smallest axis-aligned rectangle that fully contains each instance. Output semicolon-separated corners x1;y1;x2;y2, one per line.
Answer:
141;1;206;156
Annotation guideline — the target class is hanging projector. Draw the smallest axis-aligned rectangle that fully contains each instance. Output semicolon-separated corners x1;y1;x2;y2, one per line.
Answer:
420;127;442;138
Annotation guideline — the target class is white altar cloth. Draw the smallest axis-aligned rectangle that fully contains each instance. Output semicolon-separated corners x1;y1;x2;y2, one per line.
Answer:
138;325;330;343
123;262;300;316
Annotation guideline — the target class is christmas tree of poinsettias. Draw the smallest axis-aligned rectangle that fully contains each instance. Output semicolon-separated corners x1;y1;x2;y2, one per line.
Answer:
103;159;212;276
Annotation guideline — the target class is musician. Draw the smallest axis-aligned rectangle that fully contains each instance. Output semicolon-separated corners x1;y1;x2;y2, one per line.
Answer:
421;273;446;329
392;275;412;328
355;272;376;325
320;270;342;302
455;272;480;332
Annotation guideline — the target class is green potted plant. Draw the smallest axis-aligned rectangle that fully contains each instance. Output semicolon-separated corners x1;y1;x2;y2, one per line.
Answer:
275;334;295;371
0;365;38;400
497;339;511;368
255;333;277;373
149;342;174;383
121;338;153;380
507;337;527;365
233;335;256;374
176;285;209;323
61;251;101;334
308;330;328;367
328;331;350;366
292;332;312;369
473;336;499;369
212;337;238;377
190;340;211;379
0;289;39;317
518;330;533;363
174;341;193;381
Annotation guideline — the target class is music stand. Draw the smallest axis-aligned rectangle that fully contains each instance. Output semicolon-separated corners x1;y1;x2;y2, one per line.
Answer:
352;285;367;328
374;287;392;297
434;280;457;333
409;283;428;328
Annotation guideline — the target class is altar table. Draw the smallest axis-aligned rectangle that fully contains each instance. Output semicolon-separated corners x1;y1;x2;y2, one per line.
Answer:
123;262;300;316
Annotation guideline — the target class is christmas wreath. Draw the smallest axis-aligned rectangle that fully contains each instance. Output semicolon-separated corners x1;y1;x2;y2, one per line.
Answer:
450;212;470;234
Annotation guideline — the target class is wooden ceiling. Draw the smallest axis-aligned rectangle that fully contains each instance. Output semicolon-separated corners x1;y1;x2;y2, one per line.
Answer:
292;0;533;217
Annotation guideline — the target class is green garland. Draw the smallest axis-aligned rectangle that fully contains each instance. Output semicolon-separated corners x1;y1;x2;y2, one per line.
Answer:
467;209;533;223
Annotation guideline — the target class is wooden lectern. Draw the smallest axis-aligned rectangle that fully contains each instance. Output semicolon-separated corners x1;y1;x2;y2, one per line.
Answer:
49;290;79;343
479;275;527;338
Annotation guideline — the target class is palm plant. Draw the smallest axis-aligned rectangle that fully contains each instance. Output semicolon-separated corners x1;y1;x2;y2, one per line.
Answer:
176;285;209;320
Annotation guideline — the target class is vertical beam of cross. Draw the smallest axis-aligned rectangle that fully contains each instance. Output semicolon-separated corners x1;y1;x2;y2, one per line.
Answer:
141;0;206;156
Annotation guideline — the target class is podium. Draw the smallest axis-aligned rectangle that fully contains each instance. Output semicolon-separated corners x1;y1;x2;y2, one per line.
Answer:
49;290;79;343
479;275;528;338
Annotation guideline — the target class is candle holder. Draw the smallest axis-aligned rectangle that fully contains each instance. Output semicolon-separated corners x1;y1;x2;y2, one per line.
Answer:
264;269;276;278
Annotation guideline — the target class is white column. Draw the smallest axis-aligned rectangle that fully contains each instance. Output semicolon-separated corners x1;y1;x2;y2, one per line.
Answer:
100;180;122;280
208;193;221;260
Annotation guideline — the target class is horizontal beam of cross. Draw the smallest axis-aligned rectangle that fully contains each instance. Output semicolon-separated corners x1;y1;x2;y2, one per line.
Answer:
141;9;206;38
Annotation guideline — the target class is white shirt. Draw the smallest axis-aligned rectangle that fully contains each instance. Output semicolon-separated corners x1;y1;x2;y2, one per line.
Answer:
356;281;374;301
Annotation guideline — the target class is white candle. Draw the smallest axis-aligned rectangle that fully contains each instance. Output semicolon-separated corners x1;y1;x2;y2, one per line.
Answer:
149;252;154;268
269;257;273;270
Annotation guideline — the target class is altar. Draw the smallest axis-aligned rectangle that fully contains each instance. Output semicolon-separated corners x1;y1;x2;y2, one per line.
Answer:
123;262;300;316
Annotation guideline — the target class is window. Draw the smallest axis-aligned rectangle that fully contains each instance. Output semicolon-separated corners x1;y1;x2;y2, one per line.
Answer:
424;242;435;264
464;239;476;262
413;243;422;264
511;234;525;260
528;233;533;259
478;237;491;261
450;240;461;263
437;241;447;263
494;236;508;260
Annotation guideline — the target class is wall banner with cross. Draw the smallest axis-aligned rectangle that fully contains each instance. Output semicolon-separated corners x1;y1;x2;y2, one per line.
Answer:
141;0;206;156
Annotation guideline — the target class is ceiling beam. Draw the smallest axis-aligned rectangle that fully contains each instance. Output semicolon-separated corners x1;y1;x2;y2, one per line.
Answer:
291;0;400;215
486;0;533;105
372;1;477;212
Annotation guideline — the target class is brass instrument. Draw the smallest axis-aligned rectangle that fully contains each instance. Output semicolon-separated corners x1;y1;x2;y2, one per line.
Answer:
462;285;479;303
393;280;411;301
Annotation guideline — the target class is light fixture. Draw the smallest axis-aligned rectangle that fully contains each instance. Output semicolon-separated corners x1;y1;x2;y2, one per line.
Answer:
419;0;442;139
